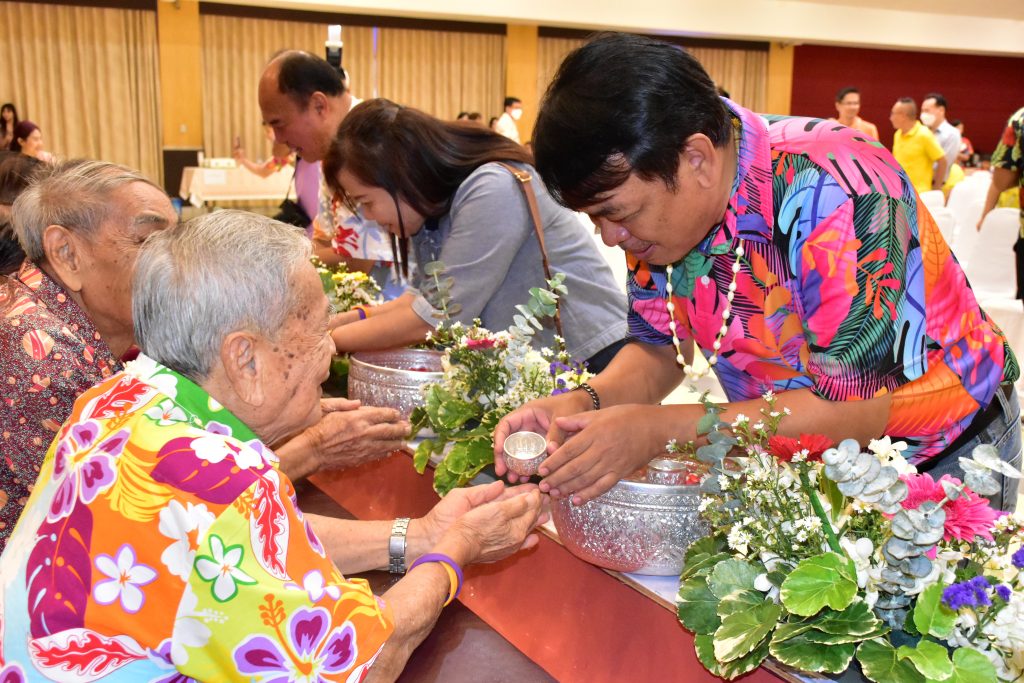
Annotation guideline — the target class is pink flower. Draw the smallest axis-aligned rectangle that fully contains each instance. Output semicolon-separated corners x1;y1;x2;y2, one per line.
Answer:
900;473;998;543
466;338;497;350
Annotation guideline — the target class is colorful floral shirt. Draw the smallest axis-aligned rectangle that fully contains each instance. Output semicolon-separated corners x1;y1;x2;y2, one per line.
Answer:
0;355;393;681
991;106;1024;236
0;261;121;550
628;100;1018;463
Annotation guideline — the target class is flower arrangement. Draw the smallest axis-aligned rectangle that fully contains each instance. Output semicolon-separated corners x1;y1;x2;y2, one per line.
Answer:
312;257;382;312
409;271;591;495
675;392;1023;681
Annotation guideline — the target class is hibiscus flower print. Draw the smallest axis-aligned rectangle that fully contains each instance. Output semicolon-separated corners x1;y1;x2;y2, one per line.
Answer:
194;534;257;602
192;436;264;470
124;354;179;399
234;606;359;682
145;399;189;427
159;500;215;580
48;422;127;522
92;544;158;613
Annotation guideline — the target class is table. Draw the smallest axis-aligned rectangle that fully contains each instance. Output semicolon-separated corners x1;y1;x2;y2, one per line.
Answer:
309;450;790;683
178;165;292;207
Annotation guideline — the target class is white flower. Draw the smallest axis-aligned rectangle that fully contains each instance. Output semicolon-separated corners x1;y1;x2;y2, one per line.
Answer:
753;573;773;592
867;436;916;475
731;414;749;426
144;399;188;426
287;570;342;603
698;497;714;513
124;354;179;398
192;436;262;470
727;526;751;555
170;585;218;666
752;421;766;432
762;391;775;401
159;500;215;580
93;544;158;613
194;534;257;602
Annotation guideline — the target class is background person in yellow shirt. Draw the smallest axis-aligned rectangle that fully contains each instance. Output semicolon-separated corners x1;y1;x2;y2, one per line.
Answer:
890;97;947;193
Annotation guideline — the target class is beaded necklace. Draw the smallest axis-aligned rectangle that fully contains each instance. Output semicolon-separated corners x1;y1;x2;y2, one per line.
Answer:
666;117;744;381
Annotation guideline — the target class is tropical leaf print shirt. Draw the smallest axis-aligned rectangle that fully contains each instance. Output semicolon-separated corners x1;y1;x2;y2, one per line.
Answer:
991;106;1024;236
0;356;393;681
0;261;121;551
628;99;1018;463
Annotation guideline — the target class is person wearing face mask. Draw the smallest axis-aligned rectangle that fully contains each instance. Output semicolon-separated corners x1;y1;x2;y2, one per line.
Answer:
495;96;523;144
920;93;961;186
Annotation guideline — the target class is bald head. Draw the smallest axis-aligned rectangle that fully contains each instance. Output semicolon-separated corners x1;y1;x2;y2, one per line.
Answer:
889;97;917;133
257;51;350;161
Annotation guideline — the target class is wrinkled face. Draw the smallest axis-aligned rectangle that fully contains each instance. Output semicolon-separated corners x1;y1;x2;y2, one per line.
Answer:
77;182;176;337
579;162;729;266
835;93;861;120
19;129;43;157
258;77;333;161
257;263;335;438
336;168;426;237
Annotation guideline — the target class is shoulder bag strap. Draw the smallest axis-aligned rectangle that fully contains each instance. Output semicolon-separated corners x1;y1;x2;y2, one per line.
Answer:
495;162;563;339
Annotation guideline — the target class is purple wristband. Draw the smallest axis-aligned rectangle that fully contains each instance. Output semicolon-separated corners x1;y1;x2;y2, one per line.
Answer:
408;552;464;600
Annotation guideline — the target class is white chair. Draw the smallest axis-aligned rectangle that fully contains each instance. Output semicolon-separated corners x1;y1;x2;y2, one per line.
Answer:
964;208;1019;301
919;190;945;213
947;178;989;239
929;206;957;245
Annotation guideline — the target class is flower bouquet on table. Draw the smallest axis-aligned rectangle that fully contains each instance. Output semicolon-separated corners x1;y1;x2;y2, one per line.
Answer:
409;271;591;495
312;257;383;395
675;392;1023;681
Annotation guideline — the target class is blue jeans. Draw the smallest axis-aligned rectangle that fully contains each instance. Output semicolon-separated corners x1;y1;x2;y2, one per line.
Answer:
921;385;1022;511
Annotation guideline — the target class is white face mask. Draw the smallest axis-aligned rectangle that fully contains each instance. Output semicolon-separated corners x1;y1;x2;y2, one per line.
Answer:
510;108;523;121
919;112;937;128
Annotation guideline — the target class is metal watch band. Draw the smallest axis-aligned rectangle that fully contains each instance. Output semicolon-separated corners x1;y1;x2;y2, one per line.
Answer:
388;517;411;574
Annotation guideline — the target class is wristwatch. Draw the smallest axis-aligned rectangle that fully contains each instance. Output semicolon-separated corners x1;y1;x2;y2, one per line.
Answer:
388;517;411;574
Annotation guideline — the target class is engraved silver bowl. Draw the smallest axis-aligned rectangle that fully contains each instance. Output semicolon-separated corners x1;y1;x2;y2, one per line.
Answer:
347;349;443;419
551;468;709;576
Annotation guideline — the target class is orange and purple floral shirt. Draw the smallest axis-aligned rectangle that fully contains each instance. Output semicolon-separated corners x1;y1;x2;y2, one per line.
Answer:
628;100;1018;463
0;261;121;549
0;355;393;681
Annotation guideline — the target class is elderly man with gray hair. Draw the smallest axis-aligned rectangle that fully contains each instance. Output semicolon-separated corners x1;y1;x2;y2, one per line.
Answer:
0;210;544;681
0;160;407;553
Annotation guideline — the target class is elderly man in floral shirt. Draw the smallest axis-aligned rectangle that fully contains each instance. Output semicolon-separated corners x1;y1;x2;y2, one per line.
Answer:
0;160;408;550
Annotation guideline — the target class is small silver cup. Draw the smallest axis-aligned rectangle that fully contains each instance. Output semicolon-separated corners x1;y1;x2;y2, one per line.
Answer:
646;458;692;486
503;431;548;477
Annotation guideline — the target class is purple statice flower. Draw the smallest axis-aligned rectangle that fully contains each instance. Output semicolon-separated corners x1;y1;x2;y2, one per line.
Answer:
996;584;1013;603
1012;547;1024;570
942;576;994;611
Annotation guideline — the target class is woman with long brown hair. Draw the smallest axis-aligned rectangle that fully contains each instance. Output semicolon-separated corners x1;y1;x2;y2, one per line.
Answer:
325;98;627;371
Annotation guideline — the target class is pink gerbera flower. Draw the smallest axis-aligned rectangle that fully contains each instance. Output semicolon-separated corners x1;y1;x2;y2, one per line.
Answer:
900;473;998;543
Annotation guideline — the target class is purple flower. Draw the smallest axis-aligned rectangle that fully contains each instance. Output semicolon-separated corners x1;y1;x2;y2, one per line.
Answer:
996;584;1013;603
1012;547;1024;570
942;577;994;611
48;425;126;522
234;606;358;681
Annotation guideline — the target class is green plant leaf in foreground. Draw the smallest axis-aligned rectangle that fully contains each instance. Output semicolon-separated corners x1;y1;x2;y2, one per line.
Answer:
857;638;926;683
694;633;770;681
412;438;435;473
770;633;856;674
780;552;858;616
677;577;721;635
815;600;886;638
713;602;781;662
912;583;957;639
947;647;999;683
708;559;761;599
717;590;766;618
897;639;953;681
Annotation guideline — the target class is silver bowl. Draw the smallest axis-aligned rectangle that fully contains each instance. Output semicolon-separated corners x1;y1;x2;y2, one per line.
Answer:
347;349;443;419
551;472;709;576
503;431;547;477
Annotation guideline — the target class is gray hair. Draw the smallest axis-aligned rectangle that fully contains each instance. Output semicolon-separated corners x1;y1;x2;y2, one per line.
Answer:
11;159;160;261
133;210;312;380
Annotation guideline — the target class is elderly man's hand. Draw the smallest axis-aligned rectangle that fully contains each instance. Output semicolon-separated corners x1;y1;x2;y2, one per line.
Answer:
307;398;409;472
440;486;548;565
416;480;540;550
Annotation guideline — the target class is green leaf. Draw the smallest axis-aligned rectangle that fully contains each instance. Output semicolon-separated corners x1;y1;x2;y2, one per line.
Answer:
696;411;722;436
423;261;444;276
816;600;886;637
802;626;887;645
432;460;461;496
780;552;858;616
717;590;766;618
820;476;846;523
713;602;780;662
680;552;731;581
684;535;727;562
947;647;999;683
676;577;721;634
694;633;770;681
913;583;957;639
412;439;435;473
857;638;926;683
444;442;471;474
770;620;817;644
770;633;856;673
897;639;953;681
708;559;760;599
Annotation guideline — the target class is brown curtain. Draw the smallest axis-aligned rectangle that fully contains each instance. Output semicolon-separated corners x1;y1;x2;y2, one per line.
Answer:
538;36;767;113
0;2;161;182
377;28;504;120
200;15;375;160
